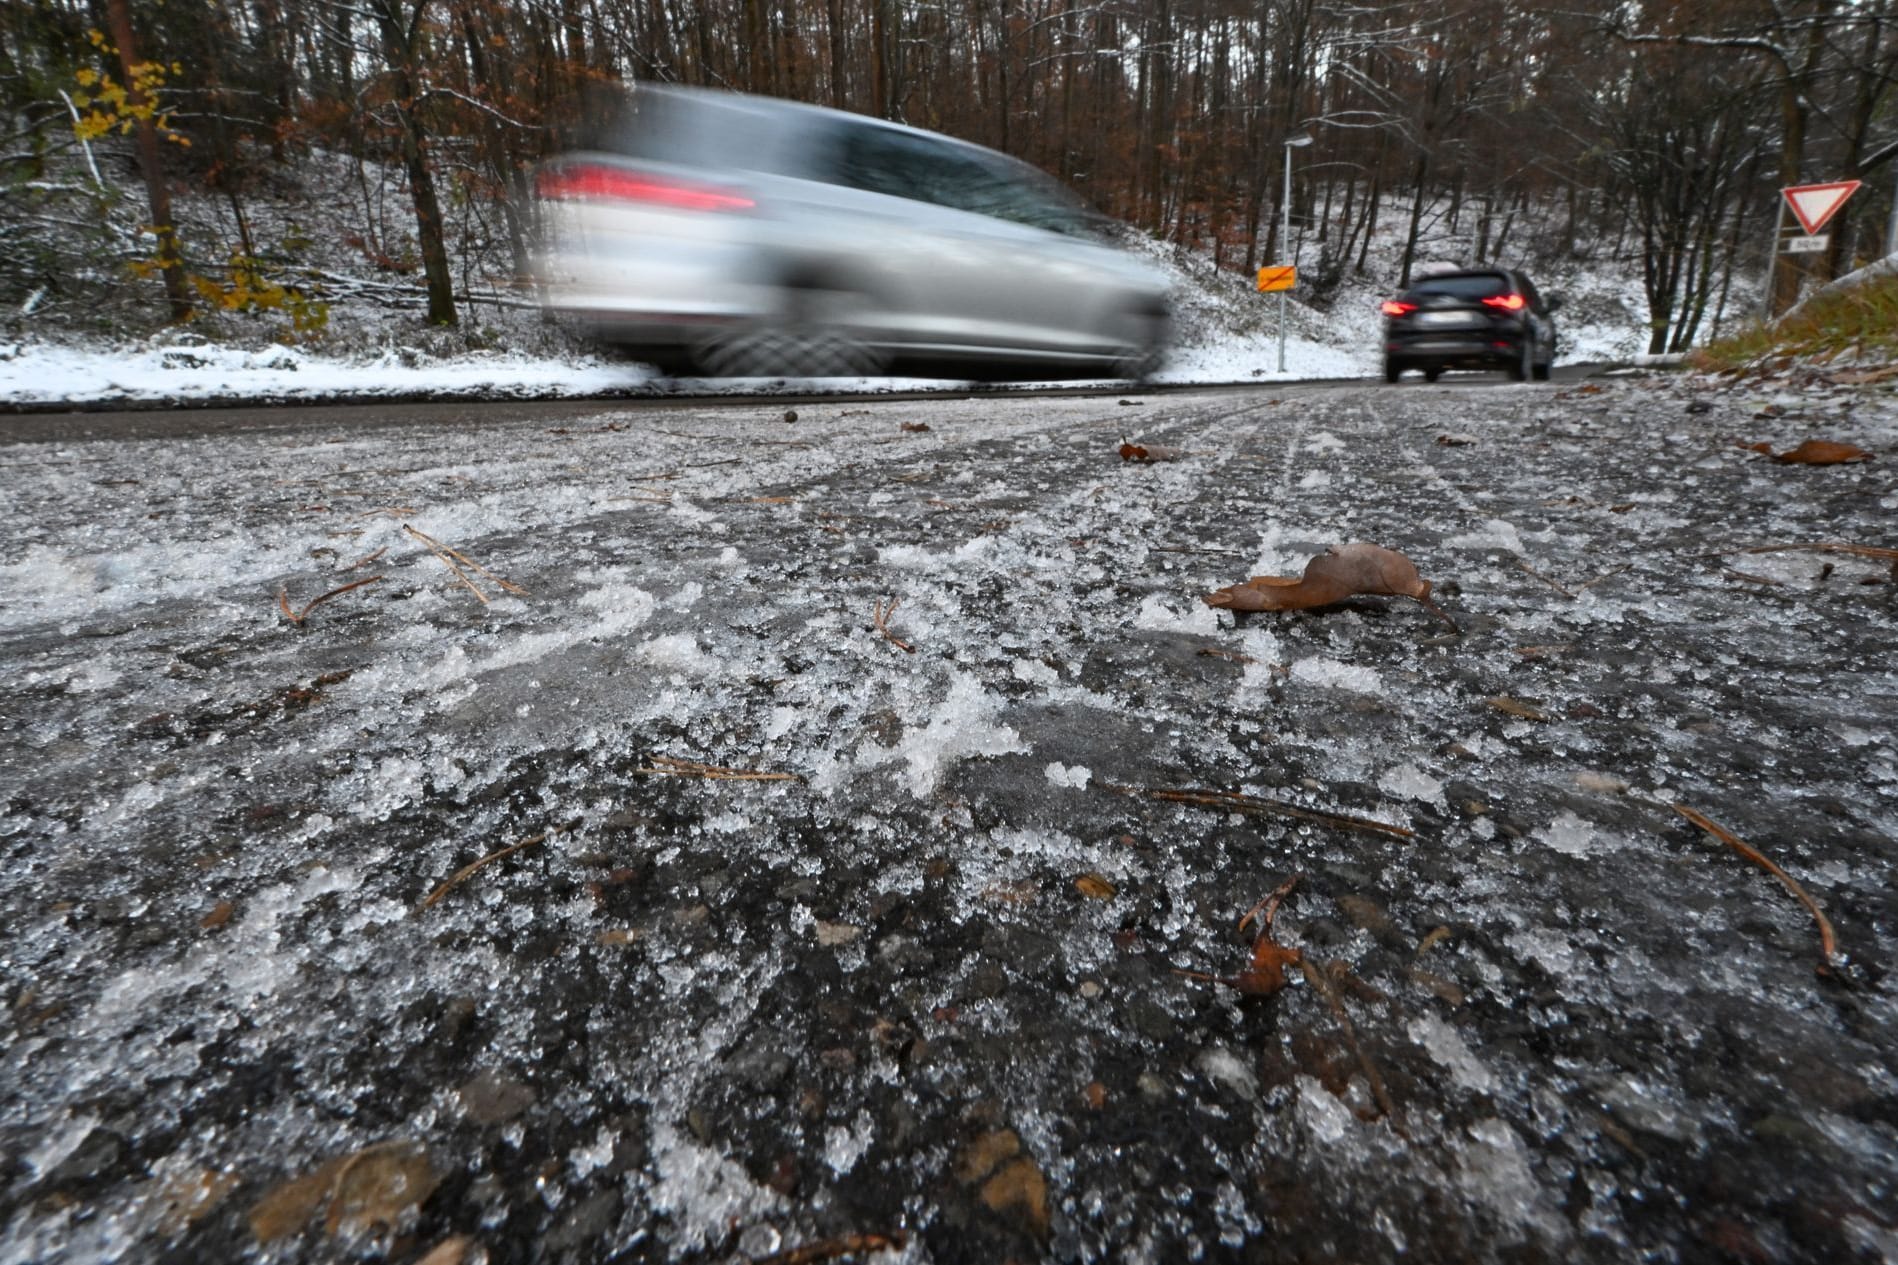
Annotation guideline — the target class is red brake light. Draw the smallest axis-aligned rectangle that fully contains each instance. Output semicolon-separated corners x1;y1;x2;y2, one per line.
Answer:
1482;293;1527;311
537;164;754;212
1381;300;1415;316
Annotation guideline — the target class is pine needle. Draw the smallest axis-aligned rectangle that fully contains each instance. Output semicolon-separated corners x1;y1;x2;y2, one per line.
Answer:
278;575;385;624
402;523;528;604
636;755;800;782
1673;804;1840;974
417;821;576;912
1105;783;1414;840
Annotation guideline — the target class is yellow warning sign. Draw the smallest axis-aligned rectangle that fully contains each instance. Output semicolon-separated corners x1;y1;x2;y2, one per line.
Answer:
1256;266;1296;293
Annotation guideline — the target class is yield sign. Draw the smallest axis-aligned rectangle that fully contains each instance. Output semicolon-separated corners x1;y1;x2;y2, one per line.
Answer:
1782;181;1862;234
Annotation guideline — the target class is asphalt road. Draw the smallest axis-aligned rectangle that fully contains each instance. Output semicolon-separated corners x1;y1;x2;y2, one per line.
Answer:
2;374;1893;1265
0;363;1609;444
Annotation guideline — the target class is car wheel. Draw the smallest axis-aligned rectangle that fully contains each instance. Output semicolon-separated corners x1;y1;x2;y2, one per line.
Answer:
1384;358;1402;384
1532;335;1555;381
1113;308;1169;382
1422;367;1442;383
697;287;890;378
1507;337;1530;382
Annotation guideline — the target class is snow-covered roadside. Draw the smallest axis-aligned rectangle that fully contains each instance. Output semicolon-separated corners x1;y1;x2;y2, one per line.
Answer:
0;328;1372;408
0;249;1649;408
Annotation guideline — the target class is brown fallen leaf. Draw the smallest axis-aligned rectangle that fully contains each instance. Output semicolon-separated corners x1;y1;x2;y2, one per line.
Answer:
981;1158;1050;1237
153;1168;240;1234
1074;873;1116;900
1744;439;1874;465
1176;876;1304;998
1486;695;1550;722
200;900;236;930
1118;441;1182;463
415;1235;475;1265
957;1130;1023;1183
1203;542;1457;630
249;1141;437;1244
901;421;931;433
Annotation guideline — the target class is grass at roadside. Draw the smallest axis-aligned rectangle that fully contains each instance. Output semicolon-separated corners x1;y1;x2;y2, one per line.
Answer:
1693;271;1898;371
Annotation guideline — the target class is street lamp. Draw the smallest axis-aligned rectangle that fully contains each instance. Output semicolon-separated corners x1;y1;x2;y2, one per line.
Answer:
1278;131;1314;374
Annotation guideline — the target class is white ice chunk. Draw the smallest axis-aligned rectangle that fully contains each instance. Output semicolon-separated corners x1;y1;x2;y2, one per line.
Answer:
1044;762;1092;789
886;672;1027;797
1408;1011;1499;1095
1379;762;1444;805
1444;518;1526;554
1134;592;1220;634
1289;656;1383;695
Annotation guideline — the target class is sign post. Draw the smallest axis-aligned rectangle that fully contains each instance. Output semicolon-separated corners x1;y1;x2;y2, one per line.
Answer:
1766;180;1861;318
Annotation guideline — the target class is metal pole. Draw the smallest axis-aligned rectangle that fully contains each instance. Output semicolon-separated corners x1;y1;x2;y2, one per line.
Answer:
1277;142;1291;374
1886;162;1898;257
1762;197;1786;322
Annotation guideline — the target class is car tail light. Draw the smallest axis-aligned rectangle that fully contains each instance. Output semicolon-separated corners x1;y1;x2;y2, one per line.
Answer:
536;164;755;212
1482;293;1527;311
1380;300;1415;316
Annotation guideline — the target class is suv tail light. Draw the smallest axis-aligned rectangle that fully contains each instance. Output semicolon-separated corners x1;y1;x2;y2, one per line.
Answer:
1482;293;1527;311
536;164;755;212
1380;300;1415;316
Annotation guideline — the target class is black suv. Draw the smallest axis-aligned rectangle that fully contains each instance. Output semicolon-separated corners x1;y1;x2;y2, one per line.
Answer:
1380;268;1560;383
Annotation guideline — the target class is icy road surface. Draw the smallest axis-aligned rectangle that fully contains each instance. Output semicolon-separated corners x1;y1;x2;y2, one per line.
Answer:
2;378;1895;1264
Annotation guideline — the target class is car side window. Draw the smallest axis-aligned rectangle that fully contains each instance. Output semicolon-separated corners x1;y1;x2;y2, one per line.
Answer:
835;124;1081;234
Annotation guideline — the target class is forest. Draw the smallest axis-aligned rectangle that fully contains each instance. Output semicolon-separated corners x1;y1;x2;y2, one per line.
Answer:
3;0;1898;355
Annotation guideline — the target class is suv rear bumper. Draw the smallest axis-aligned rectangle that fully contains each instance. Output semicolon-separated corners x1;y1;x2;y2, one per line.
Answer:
1385;331;1527;370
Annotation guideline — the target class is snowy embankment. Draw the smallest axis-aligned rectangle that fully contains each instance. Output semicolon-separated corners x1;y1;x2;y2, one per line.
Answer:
0;223;1653;407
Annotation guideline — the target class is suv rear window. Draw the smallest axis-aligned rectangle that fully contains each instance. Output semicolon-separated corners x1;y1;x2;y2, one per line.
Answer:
1409;273;1511;300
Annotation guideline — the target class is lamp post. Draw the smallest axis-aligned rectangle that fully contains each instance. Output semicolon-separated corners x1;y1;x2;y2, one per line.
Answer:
1278;132;1314;374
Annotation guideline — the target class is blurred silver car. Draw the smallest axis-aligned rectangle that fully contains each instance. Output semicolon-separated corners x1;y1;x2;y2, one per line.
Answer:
533;86;1172;380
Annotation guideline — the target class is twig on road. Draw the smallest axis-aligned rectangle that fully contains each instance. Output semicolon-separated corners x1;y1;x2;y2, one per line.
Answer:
403;523;528;604
278;575;384;624
636;755;800;782
873;598;915;653
1517;560;1576;599
1104;784;1414;840
417;820;577;912
1302;956;1409;1138
753;1231;909;1265
1673;804;1840;975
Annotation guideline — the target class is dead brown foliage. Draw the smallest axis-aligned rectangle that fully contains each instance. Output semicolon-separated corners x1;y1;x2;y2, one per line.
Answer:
1203;543;1457;630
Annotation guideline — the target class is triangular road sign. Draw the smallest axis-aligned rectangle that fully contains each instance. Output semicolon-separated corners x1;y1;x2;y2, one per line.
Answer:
1782;181;1862;235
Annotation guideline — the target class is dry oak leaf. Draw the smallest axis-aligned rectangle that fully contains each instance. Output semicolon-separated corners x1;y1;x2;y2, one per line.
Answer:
249;1141;437;1244
1177;876;1304;998
1119;441;1182;463
1203;542;1457;630
1745;439;1873;465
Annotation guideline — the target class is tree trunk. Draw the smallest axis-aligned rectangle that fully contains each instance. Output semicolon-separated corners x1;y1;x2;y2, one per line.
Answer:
376;0;458;327
104;0;192;321
1399;150;1430;288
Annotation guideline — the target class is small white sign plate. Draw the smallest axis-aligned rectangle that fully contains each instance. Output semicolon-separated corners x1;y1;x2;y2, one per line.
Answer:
1783;234;1830;255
